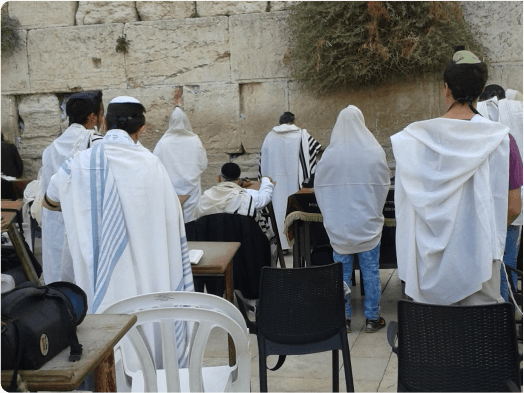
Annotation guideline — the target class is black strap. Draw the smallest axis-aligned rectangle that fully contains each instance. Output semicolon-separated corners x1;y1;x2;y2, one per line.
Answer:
7;320;23;392
268;355;286;371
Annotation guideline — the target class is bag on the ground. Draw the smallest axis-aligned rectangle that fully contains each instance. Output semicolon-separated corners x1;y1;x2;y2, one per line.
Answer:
1;281;88;392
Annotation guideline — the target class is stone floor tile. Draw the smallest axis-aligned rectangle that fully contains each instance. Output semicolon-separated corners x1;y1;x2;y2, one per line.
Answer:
348;356;390;381
350;330;393;359
250;351;338;379
250;375;336;392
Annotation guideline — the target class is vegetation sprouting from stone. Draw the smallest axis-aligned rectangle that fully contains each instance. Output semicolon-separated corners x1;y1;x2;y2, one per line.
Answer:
115;35;130;54
1;13;22;58
287;1;486;94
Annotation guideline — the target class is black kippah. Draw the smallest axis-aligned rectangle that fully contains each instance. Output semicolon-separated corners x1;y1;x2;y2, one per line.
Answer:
220;163;241;181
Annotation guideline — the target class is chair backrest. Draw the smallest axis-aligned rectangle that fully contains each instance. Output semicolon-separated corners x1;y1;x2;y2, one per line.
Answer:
186;213;271;298
396;300;521;392
102;291;251;392
257;263;346;345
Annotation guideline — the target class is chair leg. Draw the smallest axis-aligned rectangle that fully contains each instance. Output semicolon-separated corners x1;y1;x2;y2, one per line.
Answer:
258;338;268;392
340;333;355;392
332;350;339;392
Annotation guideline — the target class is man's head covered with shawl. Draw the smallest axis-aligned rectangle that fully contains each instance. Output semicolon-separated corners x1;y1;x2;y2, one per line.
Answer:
166;107;195;137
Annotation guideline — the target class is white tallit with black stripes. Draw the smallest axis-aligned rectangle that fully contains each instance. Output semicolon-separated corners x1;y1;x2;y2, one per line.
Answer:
46;129;194;365
259;124;321;249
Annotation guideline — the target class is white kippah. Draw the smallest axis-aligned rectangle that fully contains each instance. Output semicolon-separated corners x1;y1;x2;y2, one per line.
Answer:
109;96;142;105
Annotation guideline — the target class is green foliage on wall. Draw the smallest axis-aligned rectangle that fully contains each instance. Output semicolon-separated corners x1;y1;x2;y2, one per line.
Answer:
1;13;22;58
288;1;486;94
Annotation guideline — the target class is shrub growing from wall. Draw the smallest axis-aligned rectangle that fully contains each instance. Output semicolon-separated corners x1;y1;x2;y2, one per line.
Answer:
288;1;486;94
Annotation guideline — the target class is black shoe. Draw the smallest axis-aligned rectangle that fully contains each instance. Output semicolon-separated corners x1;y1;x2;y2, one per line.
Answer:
346;319;351;333
365;316;385;333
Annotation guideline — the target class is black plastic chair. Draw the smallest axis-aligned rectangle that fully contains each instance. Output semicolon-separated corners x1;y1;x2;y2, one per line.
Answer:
387;300;522;392
237;263;354;392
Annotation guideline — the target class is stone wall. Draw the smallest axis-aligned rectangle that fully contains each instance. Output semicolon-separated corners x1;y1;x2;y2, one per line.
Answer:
2;1;522;189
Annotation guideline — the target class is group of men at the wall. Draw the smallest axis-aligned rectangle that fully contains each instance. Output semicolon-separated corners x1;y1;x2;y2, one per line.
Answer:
33;49;521;337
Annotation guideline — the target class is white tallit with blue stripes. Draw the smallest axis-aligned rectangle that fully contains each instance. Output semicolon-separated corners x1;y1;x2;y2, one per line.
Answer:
46;129;194;366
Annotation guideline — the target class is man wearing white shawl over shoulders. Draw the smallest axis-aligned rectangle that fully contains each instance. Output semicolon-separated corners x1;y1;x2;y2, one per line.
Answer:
43;96;194;366
41;92;104;284
315;105;390;333
153;107;208;223
391;50;510;305
477;85;523;303
259;111;321;250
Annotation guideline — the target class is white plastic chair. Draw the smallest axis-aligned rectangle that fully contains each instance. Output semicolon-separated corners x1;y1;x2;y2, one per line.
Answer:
102;292;251;392
1;274;15;293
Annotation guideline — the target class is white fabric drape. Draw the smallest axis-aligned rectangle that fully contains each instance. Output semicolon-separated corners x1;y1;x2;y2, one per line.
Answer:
41;124;102;283
47;129;194;365
315;105;390;254
391;116;509;304
477;97;523;225
259;124;321;249
153;108;207;223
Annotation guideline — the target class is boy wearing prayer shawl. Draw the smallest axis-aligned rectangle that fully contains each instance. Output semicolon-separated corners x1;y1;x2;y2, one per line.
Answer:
153;107;208;223
391;50;516;305
477;85;523;302
41;92;104;284
259;112;321;251
42;96;194;366
315;106;390;333
197;162;274;219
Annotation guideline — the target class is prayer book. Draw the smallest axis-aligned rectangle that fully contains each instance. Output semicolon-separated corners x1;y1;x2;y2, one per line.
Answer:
189;249;204;265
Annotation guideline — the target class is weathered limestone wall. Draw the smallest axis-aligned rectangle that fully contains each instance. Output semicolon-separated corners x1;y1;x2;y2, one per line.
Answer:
2;1;522;189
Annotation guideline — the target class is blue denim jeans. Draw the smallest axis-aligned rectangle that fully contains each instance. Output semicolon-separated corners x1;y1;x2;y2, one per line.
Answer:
501;225;521;302
333;243;381;320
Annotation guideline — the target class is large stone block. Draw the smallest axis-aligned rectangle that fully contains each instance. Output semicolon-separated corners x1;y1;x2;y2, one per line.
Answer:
230;12;291;81
1;29;30;94
8;2;77;29
183;83;241;154
269;2;299;12
289;75;443;162
239;81;288;153
18;94;62;140
488;62;523;93
136;1;195;20
27;24;127;93
76;1;138;25
196;1;267;17
101;87;185;152
1;95;20;143
124;18;230;87
462;1;523;62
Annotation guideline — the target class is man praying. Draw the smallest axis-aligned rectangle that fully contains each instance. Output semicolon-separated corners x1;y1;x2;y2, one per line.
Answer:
42;97;195;359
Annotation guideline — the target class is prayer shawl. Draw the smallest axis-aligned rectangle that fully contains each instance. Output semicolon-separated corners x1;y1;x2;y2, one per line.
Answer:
41;124;103;284
259;124;321;249
391;116;509;304
47;129;194;365
506;89;523;101
197;182;256;218
478;97;523;225
153;108;208;223
315;106;390;255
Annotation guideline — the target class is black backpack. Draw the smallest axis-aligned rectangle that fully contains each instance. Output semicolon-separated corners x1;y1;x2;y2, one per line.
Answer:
1;281;88;392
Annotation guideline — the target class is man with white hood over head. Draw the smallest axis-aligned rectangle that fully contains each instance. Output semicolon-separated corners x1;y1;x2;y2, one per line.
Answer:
41;91;104;284
315;105;390;333
391;50;517;305
154;107;208;223
259;112;321;251
42;96;194;366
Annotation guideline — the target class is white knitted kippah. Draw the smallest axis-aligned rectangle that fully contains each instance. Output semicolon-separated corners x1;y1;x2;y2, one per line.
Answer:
109;96;142;105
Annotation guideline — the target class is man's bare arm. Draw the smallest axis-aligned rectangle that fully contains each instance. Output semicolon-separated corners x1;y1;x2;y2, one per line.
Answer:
507;187;521;226
42;193;61;211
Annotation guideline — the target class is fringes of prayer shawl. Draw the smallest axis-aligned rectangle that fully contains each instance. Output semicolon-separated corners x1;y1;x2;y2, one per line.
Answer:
87;144;129;313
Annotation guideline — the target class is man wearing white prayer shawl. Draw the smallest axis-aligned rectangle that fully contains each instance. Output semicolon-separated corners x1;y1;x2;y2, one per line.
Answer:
153;107;208;223
392;51;509;305
315;105;390;334
43;96;195;367
41;92;104;284
259;111;321;250
477;86;523;303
